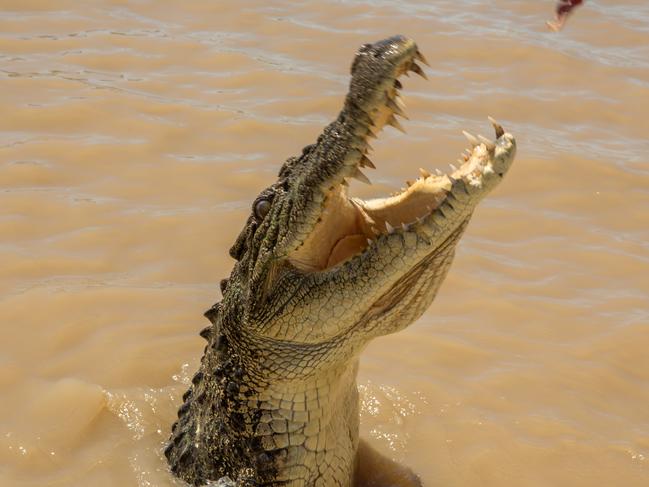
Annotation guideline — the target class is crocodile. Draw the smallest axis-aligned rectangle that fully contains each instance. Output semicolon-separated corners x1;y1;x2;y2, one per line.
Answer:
165;35;517;486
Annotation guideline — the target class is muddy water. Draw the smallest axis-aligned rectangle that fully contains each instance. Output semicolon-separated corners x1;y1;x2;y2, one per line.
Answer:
1;1;648;486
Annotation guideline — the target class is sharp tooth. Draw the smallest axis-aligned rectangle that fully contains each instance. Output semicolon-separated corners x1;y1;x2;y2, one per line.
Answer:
435;168;443;176
342;178;349;186
351;167;371;184
410;62;428;79
366;238;373;246
387;115;406;133
395;94;406;109
371;226;380;235
488;116;505;138
448;175;458;184
419;168;431;178
402;222;410;231
385;221;395;234
450;163;458;172
386;97;408;119
406;180;414;187
457;158;464;165
464;149;472;156
462;131;479;147
415;50;430;67
360;154;376;169
366;128;378;139
394;79;403;90
478;134;496;151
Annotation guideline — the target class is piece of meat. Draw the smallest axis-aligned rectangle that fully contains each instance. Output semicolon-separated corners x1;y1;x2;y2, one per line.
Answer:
547;0;584;32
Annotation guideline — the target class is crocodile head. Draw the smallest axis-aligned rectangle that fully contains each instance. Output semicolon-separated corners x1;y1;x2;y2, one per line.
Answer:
225;35;516;347
168;36;516;487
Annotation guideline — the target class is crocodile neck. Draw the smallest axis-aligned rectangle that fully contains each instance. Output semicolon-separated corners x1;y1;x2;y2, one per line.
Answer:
170;322;361;486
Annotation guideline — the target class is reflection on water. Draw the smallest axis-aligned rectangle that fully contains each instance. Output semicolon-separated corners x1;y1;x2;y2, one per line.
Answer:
1;1;648;486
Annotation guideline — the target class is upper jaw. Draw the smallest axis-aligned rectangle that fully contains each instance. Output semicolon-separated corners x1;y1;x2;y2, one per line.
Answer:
278;36;430;258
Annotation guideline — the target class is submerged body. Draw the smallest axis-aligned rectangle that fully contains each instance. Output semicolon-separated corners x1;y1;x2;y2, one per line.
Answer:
165;36;516;486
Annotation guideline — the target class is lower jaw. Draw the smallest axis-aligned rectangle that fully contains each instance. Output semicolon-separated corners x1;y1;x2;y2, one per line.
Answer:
289;178;460;271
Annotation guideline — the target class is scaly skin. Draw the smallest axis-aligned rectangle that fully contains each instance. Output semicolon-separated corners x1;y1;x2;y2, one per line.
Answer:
165;36;517;486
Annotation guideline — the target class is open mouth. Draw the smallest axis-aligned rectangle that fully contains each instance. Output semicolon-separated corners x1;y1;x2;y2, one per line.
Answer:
288;38;514;272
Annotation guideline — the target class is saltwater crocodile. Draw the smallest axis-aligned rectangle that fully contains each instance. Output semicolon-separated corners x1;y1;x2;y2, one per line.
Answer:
165;35;516;486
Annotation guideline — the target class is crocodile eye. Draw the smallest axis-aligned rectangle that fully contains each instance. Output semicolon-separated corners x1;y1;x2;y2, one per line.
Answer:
254;199;271;220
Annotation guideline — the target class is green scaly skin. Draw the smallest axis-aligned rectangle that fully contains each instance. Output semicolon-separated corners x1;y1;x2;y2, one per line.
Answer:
165;35;517;487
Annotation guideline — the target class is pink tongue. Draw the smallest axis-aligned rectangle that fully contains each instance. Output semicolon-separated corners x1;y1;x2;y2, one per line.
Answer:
327;234;368;268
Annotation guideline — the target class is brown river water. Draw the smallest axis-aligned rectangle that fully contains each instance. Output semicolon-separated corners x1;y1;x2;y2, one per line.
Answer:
1;1;649;486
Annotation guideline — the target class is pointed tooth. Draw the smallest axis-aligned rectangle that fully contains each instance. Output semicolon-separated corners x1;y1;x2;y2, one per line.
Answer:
457;158;465;165
462;131;479;147
464;149;472;156
419;168;431;178
342;178;350;186
351;167;371;184
406;180;414;187
366;238;373;246
401;222;410;231
360;154;376;169
366;128;378;139
385;221;395;234
448;175;457;184
395;94;406;109
386;97;408;119
394;79;403;90
415;50;430;67
435;168;443;176
488;116;505;138
450;163;458;172
410;62;428;79
387;115;406;133
478;134;496;151
371;226;380;235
